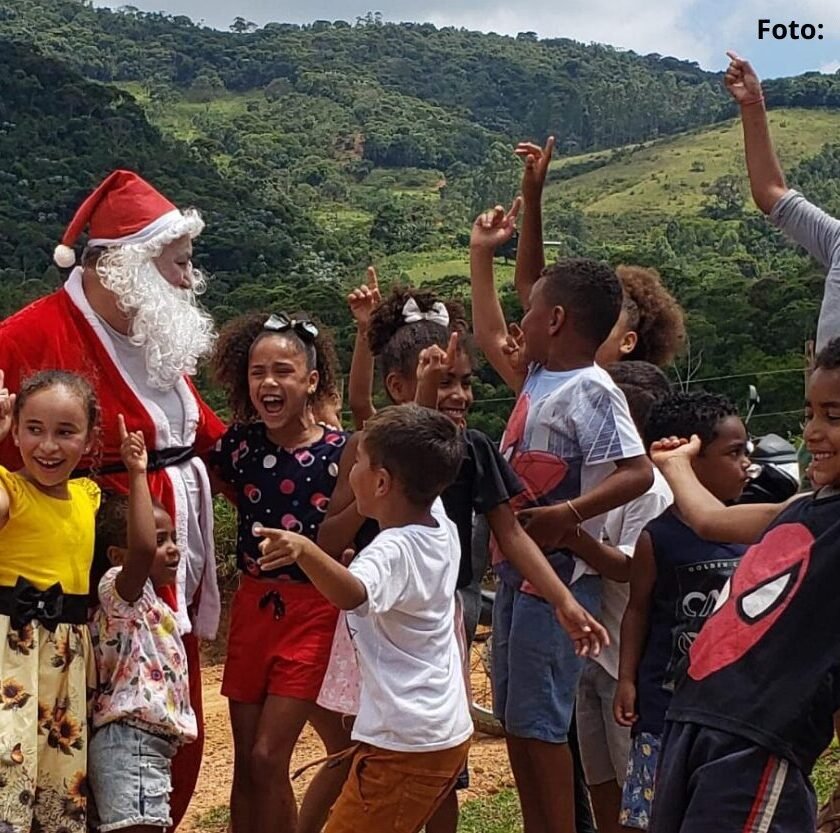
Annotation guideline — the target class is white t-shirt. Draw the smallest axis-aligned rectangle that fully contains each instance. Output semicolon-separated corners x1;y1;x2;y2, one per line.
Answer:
347;499;473;752
595;468;673;679
501;364;646;585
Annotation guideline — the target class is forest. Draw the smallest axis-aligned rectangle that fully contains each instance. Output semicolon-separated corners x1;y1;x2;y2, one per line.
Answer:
2;0;840;436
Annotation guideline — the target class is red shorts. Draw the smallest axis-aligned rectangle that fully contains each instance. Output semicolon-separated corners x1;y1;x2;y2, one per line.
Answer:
222;575;339;704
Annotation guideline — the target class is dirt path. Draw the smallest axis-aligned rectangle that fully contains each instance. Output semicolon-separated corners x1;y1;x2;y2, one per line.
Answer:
180;666;516;831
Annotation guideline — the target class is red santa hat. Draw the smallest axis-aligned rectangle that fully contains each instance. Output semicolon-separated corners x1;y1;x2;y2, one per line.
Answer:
53;170;184;268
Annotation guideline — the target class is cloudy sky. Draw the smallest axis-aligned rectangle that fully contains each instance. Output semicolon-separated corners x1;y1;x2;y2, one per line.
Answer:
95;0;840;78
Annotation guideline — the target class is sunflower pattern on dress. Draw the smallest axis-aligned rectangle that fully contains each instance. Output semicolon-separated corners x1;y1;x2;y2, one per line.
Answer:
0;617;95;833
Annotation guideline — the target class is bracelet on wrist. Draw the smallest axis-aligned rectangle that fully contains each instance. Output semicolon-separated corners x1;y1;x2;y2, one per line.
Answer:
566;500;584;537
740;94;765;107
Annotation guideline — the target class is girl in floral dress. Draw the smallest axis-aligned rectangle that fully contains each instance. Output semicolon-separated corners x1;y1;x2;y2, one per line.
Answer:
0;370;102;833
87;418;196;832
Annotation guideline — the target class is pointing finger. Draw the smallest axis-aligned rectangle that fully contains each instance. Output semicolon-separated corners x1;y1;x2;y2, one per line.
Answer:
117;414;128;442
367;266;379;293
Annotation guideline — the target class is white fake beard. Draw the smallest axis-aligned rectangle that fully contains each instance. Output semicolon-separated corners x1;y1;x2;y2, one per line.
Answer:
97;251;217;390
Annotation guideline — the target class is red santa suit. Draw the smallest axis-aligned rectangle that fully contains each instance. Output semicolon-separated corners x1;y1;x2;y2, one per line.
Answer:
0;170;227;829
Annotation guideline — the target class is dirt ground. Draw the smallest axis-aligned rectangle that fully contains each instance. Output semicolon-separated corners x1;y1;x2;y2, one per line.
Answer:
179;665;516;831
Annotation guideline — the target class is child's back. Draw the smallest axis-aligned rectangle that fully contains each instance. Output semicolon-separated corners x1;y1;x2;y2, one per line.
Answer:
348;498;471;750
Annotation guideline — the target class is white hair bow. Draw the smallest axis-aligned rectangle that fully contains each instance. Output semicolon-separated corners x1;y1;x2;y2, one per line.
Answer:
402;297;450;327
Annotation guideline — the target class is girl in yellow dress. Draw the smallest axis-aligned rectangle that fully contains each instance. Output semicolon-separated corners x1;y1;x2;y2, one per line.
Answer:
0;369;102;833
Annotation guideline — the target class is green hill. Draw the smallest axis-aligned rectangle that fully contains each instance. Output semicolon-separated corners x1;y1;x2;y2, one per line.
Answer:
546;109;840;216
2;1;839;436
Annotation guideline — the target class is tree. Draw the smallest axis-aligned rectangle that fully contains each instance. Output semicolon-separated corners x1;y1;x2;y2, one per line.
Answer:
701;175;744;220
230;16;256;33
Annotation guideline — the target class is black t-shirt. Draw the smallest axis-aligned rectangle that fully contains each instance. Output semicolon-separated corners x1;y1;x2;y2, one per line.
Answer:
668;489;840;773
443;428;523;589
210;422;348;582
352;428;522;589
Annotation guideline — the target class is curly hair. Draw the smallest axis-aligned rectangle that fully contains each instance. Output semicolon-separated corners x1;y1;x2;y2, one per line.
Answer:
367;285;470;380
644;390;739;451
605;361;672;434
212;311;339;422
540;258;622;347
616;265;686;367
815;337;840;372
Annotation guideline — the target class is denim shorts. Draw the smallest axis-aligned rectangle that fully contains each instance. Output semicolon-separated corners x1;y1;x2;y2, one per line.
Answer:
491;574;601;743
88;721;178;831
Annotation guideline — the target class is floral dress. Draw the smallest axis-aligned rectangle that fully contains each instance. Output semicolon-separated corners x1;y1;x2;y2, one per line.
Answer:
0;469;100;833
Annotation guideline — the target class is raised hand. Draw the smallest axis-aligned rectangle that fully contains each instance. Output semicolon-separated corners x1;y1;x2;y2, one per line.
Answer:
649;435;701;469
501;322;527;376
415;332;458;409
254;525;312;572
470;197;521;253
0;370;15;443
417;332;458;385
724;51;763;105
118;414;148;475
347;266;381;330
514;136;555;205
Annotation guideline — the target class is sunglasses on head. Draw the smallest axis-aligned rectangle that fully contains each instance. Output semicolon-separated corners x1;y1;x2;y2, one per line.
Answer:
263;313;319;342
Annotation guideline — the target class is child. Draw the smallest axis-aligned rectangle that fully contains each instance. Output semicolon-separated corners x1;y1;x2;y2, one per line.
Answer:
564;361;673;833
644;338;840;832
88;419;196;832
614;391;750;830
209;311;350;833
470;203;653;833
309;284;607;833
596;266;686;368
727;52;840;831
256;404;473;833
0;369;101;833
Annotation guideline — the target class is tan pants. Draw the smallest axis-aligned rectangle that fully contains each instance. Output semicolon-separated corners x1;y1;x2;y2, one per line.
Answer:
323;739;471;833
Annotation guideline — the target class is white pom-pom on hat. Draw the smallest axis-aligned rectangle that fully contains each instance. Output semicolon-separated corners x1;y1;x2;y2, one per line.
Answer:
53;244;76;268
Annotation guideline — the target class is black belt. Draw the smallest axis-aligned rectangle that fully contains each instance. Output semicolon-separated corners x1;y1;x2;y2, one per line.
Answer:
0;577;88;631
74;445;196;477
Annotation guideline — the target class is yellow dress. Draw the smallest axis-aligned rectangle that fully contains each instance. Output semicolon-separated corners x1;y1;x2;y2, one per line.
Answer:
0;466;100;833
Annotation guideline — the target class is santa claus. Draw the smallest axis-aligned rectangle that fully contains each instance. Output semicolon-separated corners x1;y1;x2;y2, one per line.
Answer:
0;169;226;828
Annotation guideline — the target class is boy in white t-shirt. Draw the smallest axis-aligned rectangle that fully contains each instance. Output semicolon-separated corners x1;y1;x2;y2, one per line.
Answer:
254;404;473;833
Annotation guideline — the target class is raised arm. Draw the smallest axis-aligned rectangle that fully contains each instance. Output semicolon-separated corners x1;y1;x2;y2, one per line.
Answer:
469;198;527;393
316;432;367;557
347;267;380;429
513;137;554;308
114;415;157;603
614;531;656;727
724;52;787;215
652;436;786;543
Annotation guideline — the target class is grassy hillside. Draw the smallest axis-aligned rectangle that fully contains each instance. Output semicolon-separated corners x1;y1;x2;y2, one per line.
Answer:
547;109;840;216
